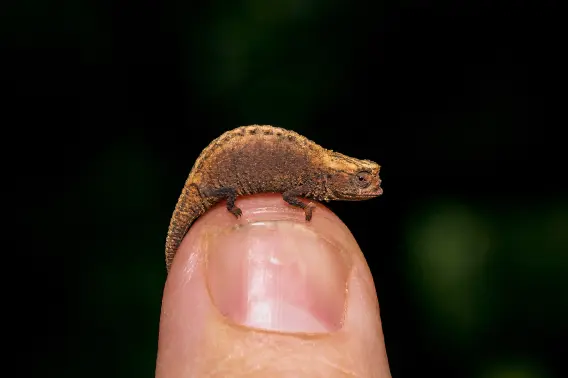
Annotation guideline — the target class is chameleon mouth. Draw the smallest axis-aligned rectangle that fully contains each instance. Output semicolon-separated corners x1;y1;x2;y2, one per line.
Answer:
361;181;383;197
361;189;383;197
337;187;383;200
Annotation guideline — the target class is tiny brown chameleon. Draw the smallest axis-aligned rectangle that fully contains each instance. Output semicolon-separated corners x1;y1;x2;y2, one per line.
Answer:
165;125;383;271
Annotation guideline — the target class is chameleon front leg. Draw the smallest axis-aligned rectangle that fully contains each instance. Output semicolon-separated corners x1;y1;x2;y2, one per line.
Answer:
282;185;316;221
200;187;243;217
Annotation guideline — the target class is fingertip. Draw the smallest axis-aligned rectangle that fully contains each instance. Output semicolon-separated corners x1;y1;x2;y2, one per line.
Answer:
158;194;390;378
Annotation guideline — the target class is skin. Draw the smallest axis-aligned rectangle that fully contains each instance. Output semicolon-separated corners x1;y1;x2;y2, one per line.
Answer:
157;195;392;378
165;125;383;271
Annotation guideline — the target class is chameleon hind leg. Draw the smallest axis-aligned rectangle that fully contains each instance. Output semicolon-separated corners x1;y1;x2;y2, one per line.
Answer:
200;187;242;217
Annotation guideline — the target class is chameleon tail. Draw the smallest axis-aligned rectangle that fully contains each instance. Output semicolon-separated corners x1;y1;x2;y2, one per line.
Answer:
164;183;203;272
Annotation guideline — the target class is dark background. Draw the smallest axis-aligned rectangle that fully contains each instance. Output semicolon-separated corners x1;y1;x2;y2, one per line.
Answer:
3;1;566;377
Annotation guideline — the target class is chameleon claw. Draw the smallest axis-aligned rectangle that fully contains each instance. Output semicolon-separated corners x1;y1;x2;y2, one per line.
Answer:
231;207;243;218
304;202;315;221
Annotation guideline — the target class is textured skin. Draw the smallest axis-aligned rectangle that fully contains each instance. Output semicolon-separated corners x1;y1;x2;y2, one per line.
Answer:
165;125;383;271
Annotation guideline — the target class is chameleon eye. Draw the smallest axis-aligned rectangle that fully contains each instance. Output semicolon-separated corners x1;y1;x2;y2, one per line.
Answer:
354;171;371;188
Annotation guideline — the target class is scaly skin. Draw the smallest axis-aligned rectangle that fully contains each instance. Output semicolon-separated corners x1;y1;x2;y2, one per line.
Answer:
165;125;383;271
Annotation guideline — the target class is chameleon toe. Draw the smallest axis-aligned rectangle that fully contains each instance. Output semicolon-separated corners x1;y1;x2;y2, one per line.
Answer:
231;207;243;218
304;203;315;221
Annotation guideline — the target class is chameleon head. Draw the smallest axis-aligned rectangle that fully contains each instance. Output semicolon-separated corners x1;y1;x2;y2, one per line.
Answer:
324;152;383;201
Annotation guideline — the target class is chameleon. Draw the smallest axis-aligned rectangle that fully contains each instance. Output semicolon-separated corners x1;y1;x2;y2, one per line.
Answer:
165;125;383;271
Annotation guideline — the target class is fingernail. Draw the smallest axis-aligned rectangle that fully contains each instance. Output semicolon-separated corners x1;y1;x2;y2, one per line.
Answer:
206;221;351;333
